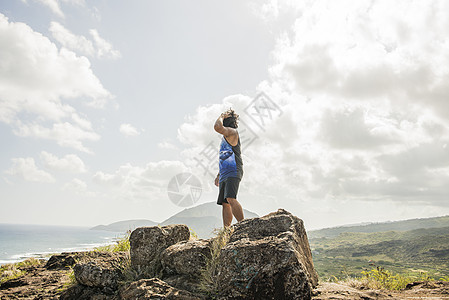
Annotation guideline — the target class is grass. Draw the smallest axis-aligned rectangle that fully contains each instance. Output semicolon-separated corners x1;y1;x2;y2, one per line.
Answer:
190;227;199;240
56;266;77;292
199;226;234;297
0;258;43;284
119;255;160;286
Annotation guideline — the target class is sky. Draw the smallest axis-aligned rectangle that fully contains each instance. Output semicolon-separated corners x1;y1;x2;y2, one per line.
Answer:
1;0;448;230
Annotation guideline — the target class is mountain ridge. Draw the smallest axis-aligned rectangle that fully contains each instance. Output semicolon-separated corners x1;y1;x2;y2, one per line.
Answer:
91;201;258;238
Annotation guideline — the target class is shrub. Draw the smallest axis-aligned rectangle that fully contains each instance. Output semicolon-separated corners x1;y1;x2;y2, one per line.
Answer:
199;226;234;297
361;266;410;290
95;230;130;252
0;264;25;284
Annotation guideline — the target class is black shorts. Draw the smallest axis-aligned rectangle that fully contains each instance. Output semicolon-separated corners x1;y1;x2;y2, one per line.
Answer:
217;177;241;205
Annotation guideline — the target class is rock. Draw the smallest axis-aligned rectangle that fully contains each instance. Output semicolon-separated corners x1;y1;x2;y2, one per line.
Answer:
163;274;204;295
73;251;128;291
160;239;211;277
120;278;204;300
129;224;190;274
216;209;318;300
60;284;118;300
400;281;449;298
46;251;119;270
0;277;29;289
46;253;78;270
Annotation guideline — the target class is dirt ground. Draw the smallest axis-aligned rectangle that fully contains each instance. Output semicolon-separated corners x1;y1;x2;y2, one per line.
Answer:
313;281;449;299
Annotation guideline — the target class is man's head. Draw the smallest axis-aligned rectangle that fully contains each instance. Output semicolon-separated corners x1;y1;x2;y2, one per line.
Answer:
222;108;239;128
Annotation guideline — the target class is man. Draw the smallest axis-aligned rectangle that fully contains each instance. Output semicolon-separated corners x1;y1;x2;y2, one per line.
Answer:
214;109;244;227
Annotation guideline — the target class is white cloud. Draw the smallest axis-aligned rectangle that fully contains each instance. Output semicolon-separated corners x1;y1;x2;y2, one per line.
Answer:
35;0;64;17
158;140;178;150
49;22;95;56
15;122;100;153
32;0;86;18
49;22;121;60
93;160;188;200
5;157;55;183
89;29;121;60
0;14;111;152
62;178;88;193
119;123;141;137
269;0;449;119
40;151;87;173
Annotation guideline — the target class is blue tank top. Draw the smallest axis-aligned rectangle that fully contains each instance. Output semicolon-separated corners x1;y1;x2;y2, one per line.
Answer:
218;135;243;182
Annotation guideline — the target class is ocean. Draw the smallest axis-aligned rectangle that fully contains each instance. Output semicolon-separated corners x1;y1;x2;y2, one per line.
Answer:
0;223;122;266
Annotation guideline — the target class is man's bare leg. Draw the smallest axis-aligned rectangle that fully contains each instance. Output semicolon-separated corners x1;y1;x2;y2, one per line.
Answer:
226;198;244;222
222;203;233;227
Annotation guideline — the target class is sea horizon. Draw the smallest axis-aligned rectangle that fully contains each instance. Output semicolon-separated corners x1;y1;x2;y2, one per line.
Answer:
0;223;123;266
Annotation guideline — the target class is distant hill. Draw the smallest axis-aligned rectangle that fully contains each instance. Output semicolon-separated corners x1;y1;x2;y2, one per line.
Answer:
308;215;449;239
91;202;258;238
161;201;258;238
310;226;449;279
90;219;158;232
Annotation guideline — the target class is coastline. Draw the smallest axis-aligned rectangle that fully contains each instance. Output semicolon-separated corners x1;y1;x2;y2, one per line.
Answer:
0;223;122;266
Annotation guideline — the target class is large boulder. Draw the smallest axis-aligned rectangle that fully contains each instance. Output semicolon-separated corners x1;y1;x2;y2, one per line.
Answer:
130;224;190;274
216;209;318;299
159;239;212;294
160;239;211;278
73;251;128;291
120;278;204;300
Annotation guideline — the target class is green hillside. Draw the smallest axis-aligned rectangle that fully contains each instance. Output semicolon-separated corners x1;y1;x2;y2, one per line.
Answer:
310;226;449;281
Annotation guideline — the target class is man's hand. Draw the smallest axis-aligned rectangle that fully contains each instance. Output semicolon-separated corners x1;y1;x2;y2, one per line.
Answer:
214;175;219;187
221;111;231;119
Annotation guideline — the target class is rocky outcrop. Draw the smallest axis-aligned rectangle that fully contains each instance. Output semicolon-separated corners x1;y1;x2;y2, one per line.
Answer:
62;209;318;299
216;209;318;299
4;209;317;299
129;224;190;275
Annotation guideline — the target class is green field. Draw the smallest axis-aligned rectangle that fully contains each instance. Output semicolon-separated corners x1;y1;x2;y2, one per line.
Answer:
308;216;449;281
